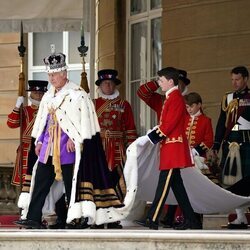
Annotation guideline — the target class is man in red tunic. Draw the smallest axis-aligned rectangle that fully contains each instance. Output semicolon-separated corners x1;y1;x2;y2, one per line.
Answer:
93;69;137;229
7;80;48;186
135;67;202;230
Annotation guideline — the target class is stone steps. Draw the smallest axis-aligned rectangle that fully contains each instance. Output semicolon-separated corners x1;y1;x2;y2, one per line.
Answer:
1;229;250;250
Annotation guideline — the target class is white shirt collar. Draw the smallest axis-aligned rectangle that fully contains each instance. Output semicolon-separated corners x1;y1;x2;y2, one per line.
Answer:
165;86;179;98
191;110;201;119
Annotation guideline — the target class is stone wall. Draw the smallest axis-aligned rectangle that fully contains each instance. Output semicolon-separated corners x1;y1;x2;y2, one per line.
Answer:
0;33;25;214
96;0;126;97
162;0;250;129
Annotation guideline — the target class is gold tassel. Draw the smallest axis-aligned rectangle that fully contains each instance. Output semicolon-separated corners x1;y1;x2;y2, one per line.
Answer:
80;71;90;93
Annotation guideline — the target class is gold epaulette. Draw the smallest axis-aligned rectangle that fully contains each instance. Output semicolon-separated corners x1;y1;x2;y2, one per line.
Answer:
221;91;234;111
221;91;238;127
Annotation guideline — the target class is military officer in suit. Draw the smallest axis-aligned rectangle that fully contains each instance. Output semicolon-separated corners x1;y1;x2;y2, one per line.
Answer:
212;66;250;229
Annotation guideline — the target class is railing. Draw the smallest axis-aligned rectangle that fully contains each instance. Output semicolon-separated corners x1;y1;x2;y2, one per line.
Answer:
0;165;19;215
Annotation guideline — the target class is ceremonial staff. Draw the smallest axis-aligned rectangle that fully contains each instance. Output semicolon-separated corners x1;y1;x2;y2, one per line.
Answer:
78;21;89;93
17;21;26;191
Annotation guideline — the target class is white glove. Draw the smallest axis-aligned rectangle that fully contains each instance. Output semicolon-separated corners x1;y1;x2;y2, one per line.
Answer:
15;96;24;108
191;148;199;157
136;136;150;146
194;155;209;170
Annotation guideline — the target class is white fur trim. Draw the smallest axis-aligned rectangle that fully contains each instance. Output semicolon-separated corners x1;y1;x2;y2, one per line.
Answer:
18;192;30;209
67;201;96;225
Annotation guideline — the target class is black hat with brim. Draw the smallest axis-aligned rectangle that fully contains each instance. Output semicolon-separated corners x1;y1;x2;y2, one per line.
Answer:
26;80;48;92
178;69;190;85
95;69;121;86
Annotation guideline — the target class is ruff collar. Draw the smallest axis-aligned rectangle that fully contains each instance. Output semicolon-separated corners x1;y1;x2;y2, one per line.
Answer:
97;88;120;100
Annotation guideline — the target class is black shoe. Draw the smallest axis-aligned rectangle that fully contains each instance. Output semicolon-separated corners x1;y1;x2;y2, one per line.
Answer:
14;219;44;229
227;223;248;229
174;220;202;230
134;219;158;230
160;219;173;228
91;224;105;229
107;221;123;229
79;217;90;229
49;220;66;229
66;219;78;229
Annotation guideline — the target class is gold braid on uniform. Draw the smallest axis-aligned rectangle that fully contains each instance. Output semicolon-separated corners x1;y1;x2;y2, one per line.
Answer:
221;95;238;127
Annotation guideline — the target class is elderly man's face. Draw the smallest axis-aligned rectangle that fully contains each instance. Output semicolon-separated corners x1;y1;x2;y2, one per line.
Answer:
99;80;116;95
48;71;67;90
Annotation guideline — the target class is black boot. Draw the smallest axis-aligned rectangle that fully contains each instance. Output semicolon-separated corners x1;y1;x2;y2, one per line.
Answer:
49;219;66;229
14;219;45;229
174;219;202;230
107;221;123;229
91;224;105;229
134;218;158;230
79;217;90;229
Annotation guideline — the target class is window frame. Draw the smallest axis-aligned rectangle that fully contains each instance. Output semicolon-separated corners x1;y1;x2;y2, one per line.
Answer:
126;0;162;135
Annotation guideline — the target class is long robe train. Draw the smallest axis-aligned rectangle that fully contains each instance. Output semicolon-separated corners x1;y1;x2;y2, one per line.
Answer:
134;136;250;214
67;133;138;225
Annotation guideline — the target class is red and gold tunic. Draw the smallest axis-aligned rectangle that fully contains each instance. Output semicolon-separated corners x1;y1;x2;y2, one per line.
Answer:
7;105;38;186
93;97;137;171
148;87;193;170
184;112;214;157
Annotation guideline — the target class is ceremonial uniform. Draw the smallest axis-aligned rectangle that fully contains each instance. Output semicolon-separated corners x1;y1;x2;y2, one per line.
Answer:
93;97;137;171
185;112;213;157
92;69;137;229
7;105;38;185
7;80;48;186
213;87;250;185
142;81;201;230
137;70;192;228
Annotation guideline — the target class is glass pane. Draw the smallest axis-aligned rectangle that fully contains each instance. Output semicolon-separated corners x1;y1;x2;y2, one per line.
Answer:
68;31;90;64
33;32;63;66
130;0;147;15
68;70;88;86
151;17;162;78
131;21;147;81
33;72;48;81
131;81;142;134
151;0;161;10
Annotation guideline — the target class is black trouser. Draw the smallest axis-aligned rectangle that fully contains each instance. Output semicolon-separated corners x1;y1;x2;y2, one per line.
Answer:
27;157;73;223
147;168;198;224
55;194;67;224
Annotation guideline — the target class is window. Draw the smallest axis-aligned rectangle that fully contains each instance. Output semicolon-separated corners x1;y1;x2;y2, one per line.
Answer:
28;31;90;87
27;0;95;93
127;0;162;135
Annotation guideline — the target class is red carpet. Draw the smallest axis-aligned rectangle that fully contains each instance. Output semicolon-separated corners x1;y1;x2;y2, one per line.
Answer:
0;215;20;228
